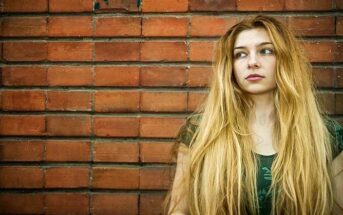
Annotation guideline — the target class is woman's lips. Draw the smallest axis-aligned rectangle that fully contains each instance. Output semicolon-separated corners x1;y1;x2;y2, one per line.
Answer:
245;74;265;81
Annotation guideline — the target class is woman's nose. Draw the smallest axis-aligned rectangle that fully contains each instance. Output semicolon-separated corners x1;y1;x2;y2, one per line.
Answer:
247;54;260;69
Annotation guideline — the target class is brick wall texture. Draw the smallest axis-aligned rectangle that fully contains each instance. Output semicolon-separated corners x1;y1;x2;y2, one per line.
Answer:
0;0;342;214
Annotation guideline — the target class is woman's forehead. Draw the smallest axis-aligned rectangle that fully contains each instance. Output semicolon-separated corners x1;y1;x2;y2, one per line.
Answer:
234;28;272;48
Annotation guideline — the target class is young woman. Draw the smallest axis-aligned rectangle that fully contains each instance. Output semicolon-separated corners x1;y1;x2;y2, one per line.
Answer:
164;15;343;215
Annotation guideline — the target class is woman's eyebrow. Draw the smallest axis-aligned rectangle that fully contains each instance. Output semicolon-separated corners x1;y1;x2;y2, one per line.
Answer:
233;42;273;50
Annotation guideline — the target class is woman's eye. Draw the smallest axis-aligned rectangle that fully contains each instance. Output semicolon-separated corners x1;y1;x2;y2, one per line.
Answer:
260;48;274;55
234;52;247;59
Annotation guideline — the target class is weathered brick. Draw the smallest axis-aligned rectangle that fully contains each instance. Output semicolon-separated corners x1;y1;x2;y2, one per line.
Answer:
140;117;185;138
49;0;93;12
94;117;139;137
335;93;343;114
45;193;89;215
335;42;343;62
140;193;165;215
188;66;212;87
3;0;48;12
45;167;89;188
48;16;93;37
0;140;44;162
285;0;332;11
303;41;335;63
3;42;47;61
336;68;343;88
140;67;187;87
237;0;284;11
2;17;47;37
337;17;343;36
2;67;48;86
95;66;140;86
94;0;139;12
143;17;188;37
95;91;140;112
47;115;91;136
189;0;235;11
312;67;334;88
188;91;208;111
0;166;43;188
141;41;187;61
92;167;139;189
287;16;335;36
0;115;46;136
1;90;45;111
92;194;138;215
189;41;216;62
93;142;139;162
95;42;140;61
95;17;141;37
48;42;93;61
142;0;188;12
47;66;93;86
45;140;90;162
191;16;237;36
140;91;187;112
0;194;44;214
140;142;173;163
140;167;173;189
47;90;91;111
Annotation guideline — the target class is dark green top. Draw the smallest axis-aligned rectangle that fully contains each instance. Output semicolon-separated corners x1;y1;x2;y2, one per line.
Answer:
175;114;343;215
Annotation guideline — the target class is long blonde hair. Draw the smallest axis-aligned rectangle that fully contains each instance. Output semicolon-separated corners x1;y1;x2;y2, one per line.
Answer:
165;15;333;215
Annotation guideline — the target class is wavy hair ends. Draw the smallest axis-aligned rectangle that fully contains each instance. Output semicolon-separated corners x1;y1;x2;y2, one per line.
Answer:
164;15;333;215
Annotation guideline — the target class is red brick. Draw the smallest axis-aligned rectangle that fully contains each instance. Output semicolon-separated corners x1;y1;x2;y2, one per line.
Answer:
1;90;45;111
47;90;91;111
2;67;47;86
47;66;93;86
337;17;343;35
303;41;335;63
45;167;89;188
92;167;139;189
92;194;138;215
94;117;139;137
140;167;173;189
188;66;212;87
48;42;93;61
142;0;188;12
141;41;187;61
335;42;343;62
0;115;46;136
95;91;140;112
191;16;237;36
0;166;43;188
337;0;343;9
335;93;343;114
94;0;139;12
237;0;284;11
140;117;185;138
312;67;334;88
336;68;343;88
95;17;141;37
49;0;93;12
93;142;139;162
0;194;44;214
95;66;140;86
2;17;47;37
188;92;208;111
287;16;335;36
47;115;91;136
143;17;188;37
3;0;48;12
0;140;44;162
140;142;173;163
95;42;140;61
189;0;235;11
140;91;187;112
285;0;332;10
140;66;187;87
48;16;93;37
317;92;335;114
45;140;90;162
3;42;47;61
45;193;89;215
190;41;216;62
140;194;165;215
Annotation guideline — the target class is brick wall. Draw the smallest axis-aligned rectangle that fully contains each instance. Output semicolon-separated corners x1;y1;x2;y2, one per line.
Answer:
0;0;342;214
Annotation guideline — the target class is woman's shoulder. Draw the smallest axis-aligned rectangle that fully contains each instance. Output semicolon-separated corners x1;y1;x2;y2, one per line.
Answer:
323;117;343;158
175;113;203;147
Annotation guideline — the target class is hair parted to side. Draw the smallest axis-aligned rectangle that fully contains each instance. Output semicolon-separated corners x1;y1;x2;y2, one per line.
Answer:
163;15;333;215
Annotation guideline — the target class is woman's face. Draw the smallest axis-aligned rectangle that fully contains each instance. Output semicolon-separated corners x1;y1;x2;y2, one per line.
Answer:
232;28;277;95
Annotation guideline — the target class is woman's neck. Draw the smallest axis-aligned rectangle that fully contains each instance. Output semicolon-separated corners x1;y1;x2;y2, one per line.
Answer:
249;93;275;125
